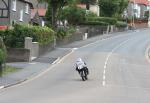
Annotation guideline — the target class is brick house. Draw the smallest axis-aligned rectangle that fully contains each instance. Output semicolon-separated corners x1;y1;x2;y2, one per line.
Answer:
0;0;33;29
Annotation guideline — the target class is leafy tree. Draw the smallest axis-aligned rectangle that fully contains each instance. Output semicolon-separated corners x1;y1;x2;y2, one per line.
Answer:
98;0;128;17
38;0;68;28
59;5;86;25
79;0;97;10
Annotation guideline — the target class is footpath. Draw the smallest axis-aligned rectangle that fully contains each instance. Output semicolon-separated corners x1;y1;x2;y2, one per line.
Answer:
0;31;133;89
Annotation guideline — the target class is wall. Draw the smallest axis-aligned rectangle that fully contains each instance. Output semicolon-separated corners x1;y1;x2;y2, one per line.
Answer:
6;48;30;62
39;41;54;56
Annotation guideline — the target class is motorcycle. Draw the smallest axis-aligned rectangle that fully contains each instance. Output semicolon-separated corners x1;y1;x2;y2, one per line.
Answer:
79;67;89;81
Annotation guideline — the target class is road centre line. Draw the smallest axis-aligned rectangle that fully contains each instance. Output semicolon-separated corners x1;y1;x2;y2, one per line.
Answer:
102;38;132;86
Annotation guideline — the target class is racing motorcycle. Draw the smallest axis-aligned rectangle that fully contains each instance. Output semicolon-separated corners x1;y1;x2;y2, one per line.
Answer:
79;67;89;81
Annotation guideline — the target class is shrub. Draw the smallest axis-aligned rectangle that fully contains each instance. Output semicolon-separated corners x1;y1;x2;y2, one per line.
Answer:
116;21;127;28
59;6;86;25
80;21;108;26
0;37;6;75
86;11;97;18
86;17;117;25
1;24;55;48
0;49;6;64
56;27;76;39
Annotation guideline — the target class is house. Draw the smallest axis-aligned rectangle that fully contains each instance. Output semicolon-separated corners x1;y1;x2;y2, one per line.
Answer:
0;0;33;29
77;4;99;16
127;0;150;19
31;8;47;26
29;0;48;26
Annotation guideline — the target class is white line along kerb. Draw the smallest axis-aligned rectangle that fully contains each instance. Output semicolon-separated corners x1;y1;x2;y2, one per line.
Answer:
102;38;131;86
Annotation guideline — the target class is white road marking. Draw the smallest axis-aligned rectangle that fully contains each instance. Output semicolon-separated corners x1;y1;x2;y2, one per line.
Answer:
102;81;106;86
52;57;60;64
103;75;106;80
0;86;4;89
102;38;132;86
103;69;106;74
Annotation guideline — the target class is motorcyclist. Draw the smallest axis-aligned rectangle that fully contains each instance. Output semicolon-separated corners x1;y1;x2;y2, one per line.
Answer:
75;58;89;75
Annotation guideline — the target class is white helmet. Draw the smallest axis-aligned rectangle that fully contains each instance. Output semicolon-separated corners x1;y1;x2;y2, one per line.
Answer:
77;58;82;62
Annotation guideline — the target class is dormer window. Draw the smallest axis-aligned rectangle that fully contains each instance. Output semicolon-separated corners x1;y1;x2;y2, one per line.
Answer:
25;3;29;14
12;0;16;11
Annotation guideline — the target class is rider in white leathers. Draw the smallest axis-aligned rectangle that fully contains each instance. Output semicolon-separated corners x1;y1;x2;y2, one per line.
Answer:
75;58;89;74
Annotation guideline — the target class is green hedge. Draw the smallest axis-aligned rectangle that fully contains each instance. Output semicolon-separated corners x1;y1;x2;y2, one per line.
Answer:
80;21;108;26
115;21;127;28
56;27;76;39
86;17;117;25
0;37;6;74
0;24;55;48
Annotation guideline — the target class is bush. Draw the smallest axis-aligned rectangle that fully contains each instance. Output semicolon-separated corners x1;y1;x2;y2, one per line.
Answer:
59;6;86;25
116;21;127;28
86;17;117;25
86;11;97;18
0;49;6;63
56;27;76;39
0;37;6;75
1;24;55;48
80;21;108;26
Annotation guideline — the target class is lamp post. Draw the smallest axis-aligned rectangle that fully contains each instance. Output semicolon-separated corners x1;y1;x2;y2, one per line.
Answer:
148;0;150;27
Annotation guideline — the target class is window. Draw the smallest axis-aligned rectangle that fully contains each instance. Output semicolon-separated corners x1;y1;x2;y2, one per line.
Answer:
19;10;23;21
12;0;16;11
25;3;29;14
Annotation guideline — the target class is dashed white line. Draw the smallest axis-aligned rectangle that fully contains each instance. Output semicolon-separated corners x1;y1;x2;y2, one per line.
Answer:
102;81;106;86
103;75;106;80
102;38;132;86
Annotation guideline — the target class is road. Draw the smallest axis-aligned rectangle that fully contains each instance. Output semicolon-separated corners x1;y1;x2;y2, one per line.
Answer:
1;29;150;103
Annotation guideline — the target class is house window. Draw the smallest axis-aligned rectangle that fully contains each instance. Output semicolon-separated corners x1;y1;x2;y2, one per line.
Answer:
12;0;16;11
19;10;23;21
25;3;29;14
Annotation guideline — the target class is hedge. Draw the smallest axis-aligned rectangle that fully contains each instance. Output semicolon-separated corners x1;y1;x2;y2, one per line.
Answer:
56;27;76;39
0;37;6;74
115;21;127;28
80;21;109;26
86;17;117;25
0;24;55;48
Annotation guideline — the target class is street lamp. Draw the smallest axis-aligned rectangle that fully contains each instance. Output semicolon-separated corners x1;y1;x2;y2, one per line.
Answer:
148;0;150;27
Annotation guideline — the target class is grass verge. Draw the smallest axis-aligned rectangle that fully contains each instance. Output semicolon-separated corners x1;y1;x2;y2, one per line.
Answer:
2;66;20;76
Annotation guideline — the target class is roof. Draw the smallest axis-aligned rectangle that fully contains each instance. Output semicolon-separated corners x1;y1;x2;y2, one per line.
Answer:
18;0;33;8
31;8;47;19
0;26;8;30
129;0;150;6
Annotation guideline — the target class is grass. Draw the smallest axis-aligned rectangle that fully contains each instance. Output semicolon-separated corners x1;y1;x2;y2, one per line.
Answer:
2;66;20;76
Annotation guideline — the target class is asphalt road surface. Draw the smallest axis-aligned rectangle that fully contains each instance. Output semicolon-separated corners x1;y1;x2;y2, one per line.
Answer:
1;29;150;103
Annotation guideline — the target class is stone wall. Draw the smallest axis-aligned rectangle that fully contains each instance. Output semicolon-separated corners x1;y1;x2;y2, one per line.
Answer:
6;48;30;62
39;41;54;56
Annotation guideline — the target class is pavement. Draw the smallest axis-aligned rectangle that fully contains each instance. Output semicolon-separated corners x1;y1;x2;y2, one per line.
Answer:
0;30;134;89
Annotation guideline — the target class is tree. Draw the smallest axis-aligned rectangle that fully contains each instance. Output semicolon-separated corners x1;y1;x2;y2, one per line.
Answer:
98;0;128;17
38;0;68;28
117;0;128;18
0;37;6;76
80;0;97;10
59;5;86;25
